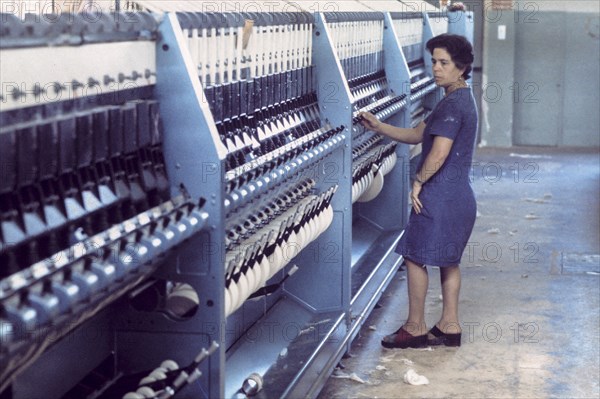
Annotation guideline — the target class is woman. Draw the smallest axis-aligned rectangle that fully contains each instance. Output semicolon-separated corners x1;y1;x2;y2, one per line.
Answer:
359;34;477;349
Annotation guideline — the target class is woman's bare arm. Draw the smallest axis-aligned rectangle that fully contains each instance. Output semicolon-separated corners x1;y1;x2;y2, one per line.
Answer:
411;136;454;214
359;111;426;144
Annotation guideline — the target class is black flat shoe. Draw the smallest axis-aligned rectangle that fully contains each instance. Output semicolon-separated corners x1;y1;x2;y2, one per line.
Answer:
427;325;462;347
381;327;428;349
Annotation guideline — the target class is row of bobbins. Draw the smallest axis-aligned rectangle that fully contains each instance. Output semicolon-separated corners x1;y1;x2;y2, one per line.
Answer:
352;143;398;203
224;181;336;316
122;341;219;399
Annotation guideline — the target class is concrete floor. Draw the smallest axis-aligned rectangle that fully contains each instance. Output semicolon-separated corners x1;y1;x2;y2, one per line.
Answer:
318;147;600;399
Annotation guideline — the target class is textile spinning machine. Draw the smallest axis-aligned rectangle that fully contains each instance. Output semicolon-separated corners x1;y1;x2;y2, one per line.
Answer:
0;2;473;398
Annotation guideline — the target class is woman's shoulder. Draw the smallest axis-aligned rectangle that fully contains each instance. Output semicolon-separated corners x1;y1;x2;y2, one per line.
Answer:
445;87;473;104
439;89;475;115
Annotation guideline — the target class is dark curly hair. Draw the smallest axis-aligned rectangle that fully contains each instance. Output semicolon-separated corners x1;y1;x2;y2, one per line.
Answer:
426;34;474;80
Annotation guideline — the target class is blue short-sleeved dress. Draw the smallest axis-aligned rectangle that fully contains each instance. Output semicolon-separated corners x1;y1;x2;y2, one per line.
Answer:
396;87;478;267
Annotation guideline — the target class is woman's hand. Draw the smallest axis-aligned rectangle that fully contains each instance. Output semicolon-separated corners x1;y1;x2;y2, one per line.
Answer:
358;111;381;133
411;181;424;214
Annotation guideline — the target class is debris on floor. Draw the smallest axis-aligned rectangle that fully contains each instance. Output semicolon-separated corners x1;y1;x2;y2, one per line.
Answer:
368;325;377;331
525;213;540;220
487;228;500;234
331;370;369;384
403;369;430;385
508;153;552;159
466;263;483;268
379;356;414;366
523;197;549;204
414;347;433;351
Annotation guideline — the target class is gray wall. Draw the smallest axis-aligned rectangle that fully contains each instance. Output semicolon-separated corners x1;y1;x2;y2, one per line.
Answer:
561;12;600;146
481;8;517;147
480;2;600;147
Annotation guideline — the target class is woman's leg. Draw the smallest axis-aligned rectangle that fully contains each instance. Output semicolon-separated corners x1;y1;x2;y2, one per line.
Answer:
403;259;429;336
438;265;462;333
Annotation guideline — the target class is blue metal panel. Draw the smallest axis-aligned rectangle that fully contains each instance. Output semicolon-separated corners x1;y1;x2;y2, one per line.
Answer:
114;13;227;399
422;12;435;70
422;12;445;110
447;11;475;43
283;12;352;313
448;11;475;85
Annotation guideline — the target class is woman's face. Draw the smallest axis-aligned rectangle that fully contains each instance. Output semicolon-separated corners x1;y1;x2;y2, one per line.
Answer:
431;47;465;88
